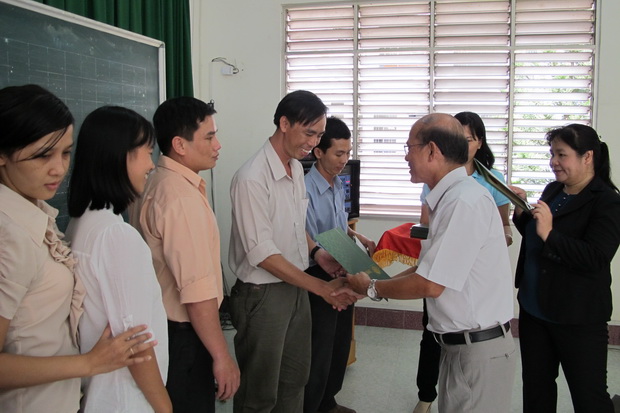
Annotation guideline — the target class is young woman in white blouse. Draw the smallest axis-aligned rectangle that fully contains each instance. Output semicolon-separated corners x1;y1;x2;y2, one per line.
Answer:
66;105;171;413
0;85;156;413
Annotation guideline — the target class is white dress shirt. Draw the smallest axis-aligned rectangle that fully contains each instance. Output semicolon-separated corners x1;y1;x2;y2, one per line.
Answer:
416;167;514;334
229;139;309;284
66;208;168;413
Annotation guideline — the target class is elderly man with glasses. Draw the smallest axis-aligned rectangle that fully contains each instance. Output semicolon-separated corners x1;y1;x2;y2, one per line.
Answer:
341;113;516;413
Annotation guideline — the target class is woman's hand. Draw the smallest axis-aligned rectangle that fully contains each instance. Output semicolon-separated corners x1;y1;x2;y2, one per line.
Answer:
85;324;156;376
509;185;529;218
509;185;527;200
532;200;553;241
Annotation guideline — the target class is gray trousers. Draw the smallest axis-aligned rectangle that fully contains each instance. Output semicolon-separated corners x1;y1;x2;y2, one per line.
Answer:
230;280;311;413
438;327;516;413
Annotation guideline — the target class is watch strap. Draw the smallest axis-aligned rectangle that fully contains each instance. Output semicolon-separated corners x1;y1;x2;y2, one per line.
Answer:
368;279;382;301
310;245;321;261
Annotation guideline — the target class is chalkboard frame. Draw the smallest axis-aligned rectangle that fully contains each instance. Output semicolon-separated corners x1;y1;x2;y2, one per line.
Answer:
0;0;166;231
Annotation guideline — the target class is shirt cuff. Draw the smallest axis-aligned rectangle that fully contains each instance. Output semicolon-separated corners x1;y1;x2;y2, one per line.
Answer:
179;276;220;305
246;239;282;268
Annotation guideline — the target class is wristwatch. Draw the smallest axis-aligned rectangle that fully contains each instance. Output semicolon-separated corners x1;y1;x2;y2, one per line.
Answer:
367;279;382;301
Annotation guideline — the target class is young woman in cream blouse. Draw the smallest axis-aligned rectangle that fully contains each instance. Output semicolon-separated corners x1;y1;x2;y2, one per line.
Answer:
0;85;156;413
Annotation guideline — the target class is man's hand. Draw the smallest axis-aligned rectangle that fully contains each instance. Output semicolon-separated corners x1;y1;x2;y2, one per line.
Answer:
331;283;367;302
212;354;240;401
355;234;377;256
320;278;358;310
314;247;345;277
186;299;240;402
344;271;372;296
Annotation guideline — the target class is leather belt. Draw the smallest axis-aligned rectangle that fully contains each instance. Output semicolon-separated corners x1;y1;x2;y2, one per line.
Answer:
433;321;510;345
167;320;194;331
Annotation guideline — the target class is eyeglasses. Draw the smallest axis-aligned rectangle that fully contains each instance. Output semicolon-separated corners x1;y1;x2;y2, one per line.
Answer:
404;143;426;155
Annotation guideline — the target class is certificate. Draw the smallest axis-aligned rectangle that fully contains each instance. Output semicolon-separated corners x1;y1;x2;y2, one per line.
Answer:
474;159;534;214
315;228;391;280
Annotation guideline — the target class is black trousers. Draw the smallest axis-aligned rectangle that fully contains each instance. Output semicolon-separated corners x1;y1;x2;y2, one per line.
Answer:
303;265;353;413
166;320;215;413
519;308;614;413
416;299;441;403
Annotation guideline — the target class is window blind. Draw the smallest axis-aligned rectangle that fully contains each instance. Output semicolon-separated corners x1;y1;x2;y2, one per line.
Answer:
285;0;596;215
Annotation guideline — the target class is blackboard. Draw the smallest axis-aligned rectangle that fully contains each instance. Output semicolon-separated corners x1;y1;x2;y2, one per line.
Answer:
0;0;165;231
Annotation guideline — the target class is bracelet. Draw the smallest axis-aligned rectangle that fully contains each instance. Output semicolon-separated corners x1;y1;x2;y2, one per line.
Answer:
310;245;321;261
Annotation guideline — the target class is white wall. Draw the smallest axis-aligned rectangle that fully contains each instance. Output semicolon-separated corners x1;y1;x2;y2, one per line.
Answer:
190;0;620;323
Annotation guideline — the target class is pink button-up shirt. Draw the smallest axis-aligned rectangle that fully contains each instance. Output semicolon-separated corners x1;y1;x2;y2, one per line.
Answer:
132;156;223;323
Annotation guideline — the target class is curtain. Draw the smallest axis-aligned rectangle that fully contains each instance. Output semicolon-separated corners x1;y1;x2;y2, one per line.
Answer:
36;0;193;98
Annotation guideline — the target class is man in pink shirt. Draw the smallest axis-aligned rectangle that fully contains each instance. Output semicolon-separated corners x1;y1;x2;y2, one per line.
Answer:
132;97;239;413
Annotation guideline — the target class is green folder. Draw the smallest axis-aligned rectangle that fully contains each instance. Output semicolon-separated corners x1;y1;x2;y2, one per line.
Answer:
315;228;391;280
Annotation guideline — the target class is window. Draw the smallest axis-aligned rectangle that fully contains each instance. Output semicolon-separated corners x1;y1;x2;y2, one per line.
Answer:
285;0;597;216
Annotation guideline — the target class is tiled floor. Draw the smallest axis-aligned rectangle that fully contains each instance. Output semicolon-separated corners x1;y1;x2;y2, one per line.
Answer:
216;325;620;413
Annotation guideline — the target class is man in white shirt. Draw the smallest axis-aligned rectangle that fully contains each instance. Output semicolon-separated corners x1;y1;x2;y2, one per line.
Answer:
344;113;516;413
228;90;356;413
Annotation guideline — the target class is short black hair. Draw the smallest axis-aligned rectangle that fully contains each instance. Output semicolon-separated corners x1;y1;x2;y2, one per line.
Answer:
417;116;468;165
0;84;73;159
68;106;155;217
313;116;351;157
273;90;327;128
153;97;216;156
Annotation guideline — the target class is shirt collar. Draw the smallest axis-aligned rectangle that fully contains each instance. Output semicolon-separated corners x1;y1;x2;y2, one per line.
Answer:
424;166;468;211
263;139;309;184
0;184;55;246
308;163;341;194
263;139;290;181
157;155;206;193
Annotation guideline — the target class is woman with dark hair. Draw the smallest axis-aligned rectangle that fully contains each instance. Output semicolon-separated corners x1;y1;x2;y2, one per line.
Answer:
412;111;512;413
457;111;496;170
0;85;155;412
511;124;620;412
66;106;171;412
